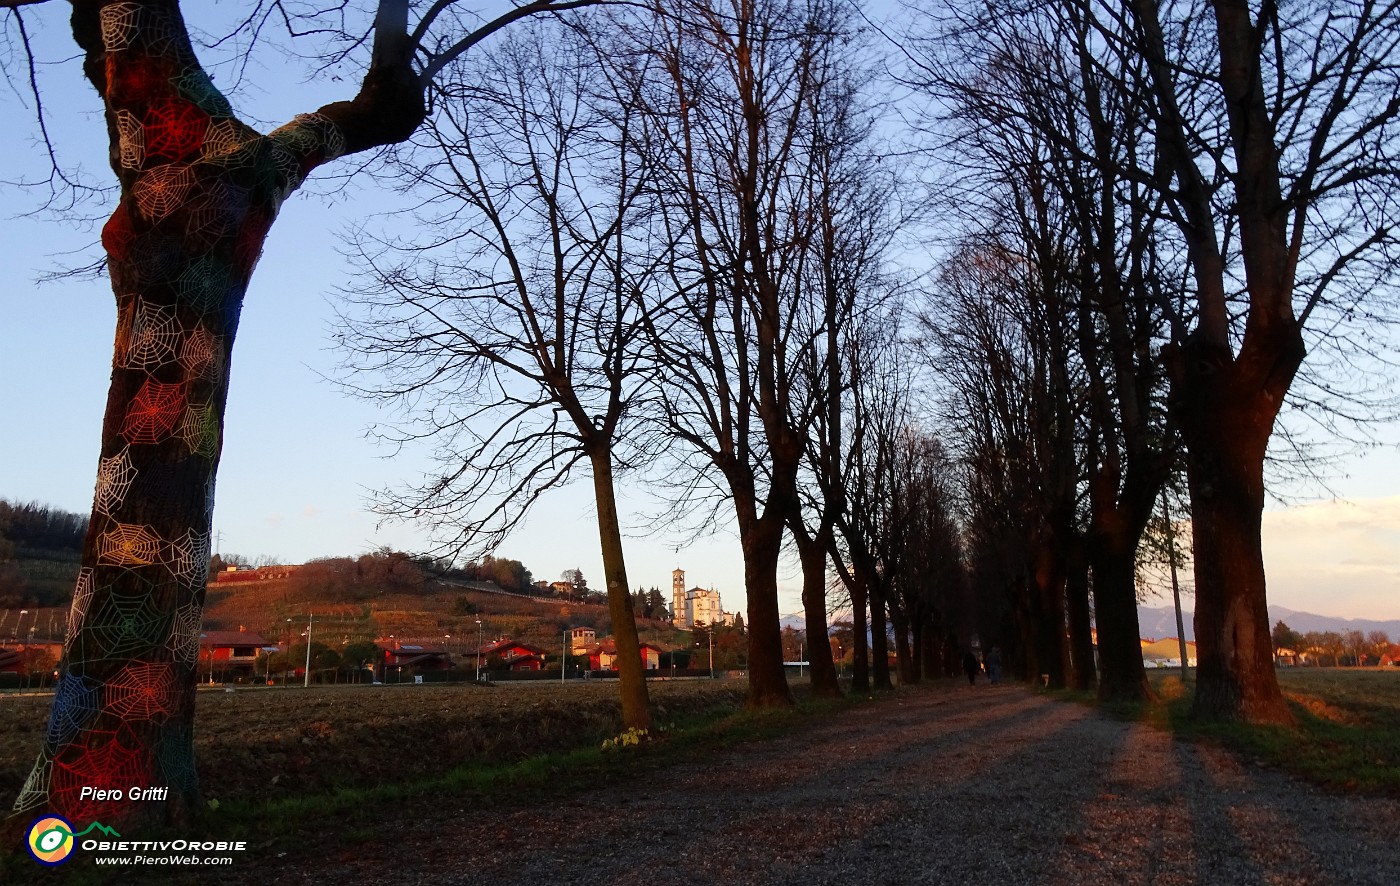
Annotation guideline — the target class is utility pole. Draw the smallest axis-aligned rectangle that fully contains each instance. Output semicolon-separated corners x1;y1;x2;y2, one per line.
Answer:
303;612;314;688
1162;488;1190;682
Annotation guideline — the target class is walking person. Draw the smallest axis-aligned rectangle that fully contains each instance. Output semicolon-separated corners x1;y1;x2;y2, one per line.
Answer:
985;645;1002;685
962;651;981;686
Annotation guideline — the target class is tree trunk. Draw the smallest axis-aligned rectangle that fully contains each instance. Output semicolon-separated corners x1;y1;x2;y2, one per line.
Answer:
1175;340;1297;724
1028;539;1068;688
795;529;841;698
588;447;651;730
1090;529;1153;703
12;0;422;828
1065;541;1096;691
890;601;915;685
740;514;793;708
869;576;892;690
849;572;871;694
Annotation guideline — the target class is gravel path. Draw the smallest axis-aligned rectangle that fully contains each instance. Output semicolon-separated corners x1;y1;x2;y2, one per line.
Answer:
222;681;1399;885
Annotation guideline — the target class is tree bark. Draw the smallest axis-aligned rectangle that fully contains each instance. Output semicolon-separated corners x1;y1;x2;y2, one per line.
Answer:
588;447;651;730
1089;523;1153;703
1028;538;1068;689
848;570;871;695
794;527;841;698
739;513;793;708
889;599;915;685
1175;337;1299;724
1064;541;1096;692
869;574;892;690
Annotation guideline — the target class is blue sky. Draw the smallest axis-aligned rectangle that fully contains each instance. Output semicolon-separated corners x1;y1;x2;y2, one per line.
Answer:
2;4;1398;623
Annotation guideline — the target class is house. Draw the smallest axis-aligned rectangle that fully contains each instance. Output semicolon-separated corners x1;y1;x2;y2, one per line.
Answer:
211;564;300;584
1140;637;1197;668
199;630;273;678
477;638;547;670
586;639;664;671
502;651;546;671
569;627;597;655
639;642;662;670
379;641;454;669
1380;645;1400;667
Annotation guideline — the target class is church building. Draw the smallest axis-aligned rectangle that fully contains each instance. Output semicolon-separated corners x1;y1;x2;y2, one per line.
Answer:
670;568;734;629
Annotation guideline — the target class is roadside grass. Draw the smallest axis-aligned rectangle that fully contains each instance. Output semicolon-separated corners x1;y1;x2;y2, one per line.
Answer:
1144;668;1400;796
0;680;859;882
211;689;854;843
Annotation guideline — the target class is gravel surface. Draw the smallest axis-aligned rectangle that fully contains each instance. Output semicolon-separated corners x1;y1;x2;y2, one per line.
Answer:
213;681;1399;885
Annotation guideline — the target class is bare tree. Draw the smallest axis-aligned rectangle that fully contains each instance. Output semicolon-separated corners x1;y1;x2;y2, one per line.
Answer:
1119;0;1400;722
785;51;901;700
923;239;1083;689
335;22;658;730
5;0;603;828
906;0;1182;701
1367;630;1392;665
828;317;914;692
631;0;864;707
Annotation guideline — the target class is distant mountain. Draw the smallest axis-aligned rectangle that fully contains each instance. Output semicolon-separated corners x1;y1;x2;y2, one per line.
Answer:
1137;606;1194;641
1263;606;1400;640
1137;604;1400;643
785;606;1400;643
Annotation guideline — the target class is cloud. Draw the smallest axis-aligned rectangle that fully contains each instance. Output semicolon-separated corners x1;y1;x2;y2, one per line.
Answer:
1262;496;1400;620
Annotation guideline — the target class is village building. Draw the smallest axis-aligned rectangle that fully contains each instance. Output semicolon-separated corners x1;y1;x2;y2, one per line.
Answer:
670;568;735;629
1139;637;1198;668
569;627;597;654
199;629;273;679
585;638;663;671
477;637;548;672
377;639;455;681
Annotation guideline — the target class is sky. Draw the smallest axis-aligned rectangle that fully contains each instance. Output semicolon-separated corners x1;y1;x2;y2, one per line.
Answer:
1;5;1399;625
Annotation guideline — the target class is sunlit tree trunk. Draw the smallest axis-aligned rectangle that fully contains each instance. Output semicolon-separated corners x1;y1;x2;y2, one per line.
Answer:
735;500;793;708
588;447;651;730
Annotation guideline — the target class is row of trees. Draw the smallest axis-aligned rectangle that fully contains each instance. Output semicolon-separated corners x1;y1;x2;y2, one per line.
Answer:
0;500;89;607
1272;622;1394;667
906;0;1400;721
0;500;87;555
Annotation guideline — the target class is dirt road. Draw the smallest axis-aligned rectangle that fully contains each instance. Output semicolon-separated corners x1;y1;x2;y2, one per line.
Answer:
193;682;1400;884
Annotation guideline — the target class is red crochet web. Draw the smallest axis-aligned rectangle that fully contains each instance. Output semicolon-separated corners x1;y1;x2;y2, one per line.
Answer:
51;729;149;822
121;379;185;445
142;98;208;164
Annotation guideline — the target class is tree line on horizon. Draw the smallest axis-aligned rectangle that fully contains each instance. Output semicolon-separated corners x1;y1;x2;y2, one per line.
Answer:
4;0;1398;831
1271;621;1395;668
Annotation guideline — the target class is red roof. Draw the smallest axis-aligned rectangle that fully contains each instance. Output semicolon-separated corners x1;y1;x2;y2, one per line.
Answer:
199;631;272;647
480;638;546;656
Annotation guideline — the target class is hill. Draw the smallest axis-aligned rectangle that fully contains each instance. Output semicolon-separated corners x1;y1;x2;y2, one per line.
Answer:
202;571;690;654
0;499;86;609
